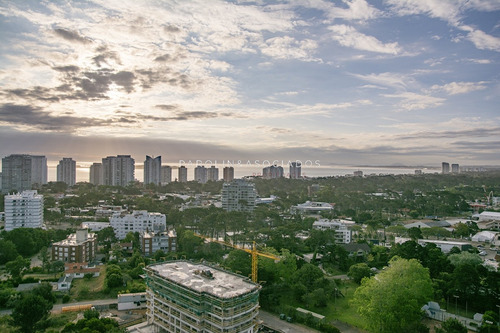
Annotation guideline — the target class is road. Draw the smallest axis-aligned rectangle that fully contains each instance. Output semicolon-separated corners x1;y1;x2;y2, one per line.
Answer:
258;310;319;333
51;298;118;313
258;310;367;333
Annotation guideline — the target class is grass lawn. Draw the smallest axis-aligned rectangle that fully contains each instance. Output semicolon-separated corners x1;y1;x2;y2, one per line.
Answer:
277;280;368;331
45;312;78;331
68;265;107;301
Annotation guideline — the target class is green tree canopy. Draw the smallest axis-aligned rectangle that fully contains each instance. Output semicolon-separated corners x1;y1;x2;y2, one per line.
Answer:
347;263;373;284
12;294;52;333
435;318;468;333
351;256;433;333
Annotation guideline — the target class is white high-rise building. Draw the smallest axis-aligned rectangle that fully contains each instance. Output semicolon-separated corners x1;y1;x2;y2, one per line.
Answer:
289;161;301;179
161;166;172;185
4;190;44;231
102;155;135;186
1;154;47;193
221;179;257;212
144;155;161;186
89;163;103;185
194;166;207;183
57;157;76;186
110;210;166;239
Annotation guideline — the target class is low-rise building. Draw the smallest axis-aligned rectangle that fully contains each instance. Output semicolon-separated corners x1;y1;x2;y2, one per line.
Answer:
110;210;166;240
140;230;177;256
395;237;472;253
51;229;98;263
291;201;333;214
64;262;100;279
118;292;147;310
144;261;261;333
57;276;73;291
4;190;43;231
312;219;351;243
471;231;498;243
80;221;111;231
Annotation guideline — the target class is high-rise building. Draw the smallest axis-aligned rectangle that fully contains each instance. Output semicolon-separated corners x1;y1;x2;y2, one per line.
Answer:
102;155;135;186
144;155;161;186
207;165;219;182
223;166;234;182
262;165;283;179
161;165;172;185
4;190;43;231
442;162;450;174
221;179;257;212
289;161;301;179
57;157;76;186
451;164;460;173
89;163;103;185
144;261;261;333
51;228;98;263
178;166;188;183
1;154;47;193
110;210;166;240
194;166;207;183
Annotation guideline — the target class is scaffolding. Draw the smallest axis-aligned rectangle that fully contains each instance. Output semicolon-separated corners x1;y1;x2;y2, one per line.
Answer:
145;261;261;333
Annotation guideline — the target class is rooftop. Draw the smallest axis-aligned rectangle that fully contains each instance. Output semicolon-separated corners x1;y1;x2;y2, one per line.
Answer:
148;261;259;299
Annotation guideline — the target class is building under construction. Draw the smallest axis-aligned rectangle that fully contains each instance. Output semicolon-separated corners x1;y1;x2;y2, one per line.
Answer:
144;261;261;333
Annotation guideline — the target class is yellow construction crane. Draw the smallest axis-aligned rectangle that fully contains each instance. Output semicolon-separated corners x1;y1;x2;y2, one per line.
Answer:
194;233;279;283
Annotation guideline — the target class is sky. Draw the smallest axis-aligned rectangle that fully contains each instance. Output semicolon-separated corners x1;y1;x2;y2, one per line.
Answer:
1;0;499;174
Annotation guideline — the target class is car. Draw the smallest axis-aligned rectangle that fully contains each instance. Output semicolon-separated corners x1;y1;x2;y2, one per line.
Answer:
479;251;487;256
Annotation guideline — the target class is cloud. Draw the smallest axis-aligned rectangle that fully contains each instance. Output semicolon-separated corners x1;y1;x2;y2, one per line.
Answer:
385;0;500;52
0;103;108;131
430;81;487;95
53;28;92;44
382;92;445;110
328;25;401;54
260;36;318;61
351;72;411;90
326;0;382;22
465;28;500;52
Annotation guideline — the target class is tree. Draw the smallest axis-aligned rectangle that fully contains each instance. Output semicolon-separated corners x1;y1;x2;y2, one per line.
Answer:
448;252;482;267
0;239;19;265
348;263;372;284
408;227;423;241
38;246;50;273
12;294;52;333
351;256;433;333
32;282;56;304
6;255;30;281
435;318;467;333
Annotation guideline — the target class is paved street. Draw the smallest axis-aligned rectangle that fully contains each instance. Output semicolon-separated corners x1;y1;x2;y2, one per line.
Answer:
258;310;319;333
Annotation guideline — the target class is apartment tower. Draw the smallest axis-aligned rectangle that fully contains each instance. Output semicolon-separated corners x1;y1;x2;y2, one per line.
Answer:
57;157;76;186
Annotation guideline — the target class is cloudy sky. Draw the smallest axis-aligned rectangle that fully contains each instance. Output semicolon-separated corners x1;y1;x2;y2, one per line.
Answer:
1;0;499;174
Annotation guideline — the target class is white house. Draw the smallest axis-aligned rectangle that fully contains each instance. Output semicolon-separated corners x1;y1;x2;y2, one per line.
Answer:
312;219;351;244
471;231;498;243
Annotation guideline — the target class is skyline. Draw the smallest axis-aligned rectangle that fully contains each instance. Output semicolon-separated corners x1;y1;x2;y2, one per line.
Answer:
1;0;500;167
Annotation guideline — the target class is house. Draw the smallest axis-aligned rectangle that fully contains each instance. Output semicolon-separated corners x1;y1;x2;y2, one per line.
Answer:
64;262;101;279
472;231;498;243
57;275;73;291
340;243;371;257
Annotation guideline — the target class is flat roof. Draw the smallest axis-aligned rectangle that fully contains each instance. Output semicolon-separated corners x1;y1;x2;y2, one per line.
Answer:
148;261;259;299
